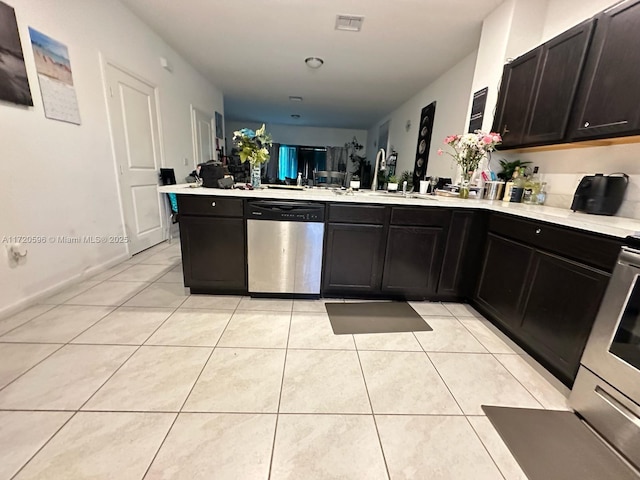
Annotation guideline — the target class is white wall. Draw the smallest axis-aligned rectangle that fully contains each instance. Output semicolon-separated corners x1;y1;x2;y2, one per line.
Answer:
541;0;614;42
0;0;223;318
367;51;478;182
225;120;367;153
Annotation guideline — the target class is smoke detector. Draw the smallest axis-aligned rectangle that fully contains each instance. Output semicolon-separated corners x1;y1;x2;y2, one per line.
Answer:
335;15;364;32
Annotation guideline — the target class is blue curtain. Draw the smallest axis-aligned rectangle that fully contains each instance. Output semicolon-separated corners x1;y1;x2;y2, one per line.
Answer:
278;145;298;180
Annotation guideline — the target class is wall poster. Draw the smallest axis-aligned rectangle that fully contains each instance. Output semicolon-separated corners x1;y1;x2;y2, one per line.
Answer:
468;87;488;133
412;101;436;189
29;27;81;124
0;1;33;106
215;111;223;139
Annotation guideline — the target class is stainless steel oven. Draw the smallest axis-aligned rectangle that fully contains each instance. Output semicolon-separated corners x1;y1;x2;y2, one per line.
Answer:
571;246;640;471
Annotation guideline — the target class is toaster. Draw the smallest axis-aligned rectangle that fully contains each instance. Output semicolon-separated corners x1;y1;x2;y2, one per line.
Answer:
570;173;629;216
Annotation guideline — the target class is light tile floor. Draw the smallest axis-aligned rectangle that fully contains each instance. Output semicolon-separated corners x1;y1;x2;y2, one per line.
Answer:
0;241;572;479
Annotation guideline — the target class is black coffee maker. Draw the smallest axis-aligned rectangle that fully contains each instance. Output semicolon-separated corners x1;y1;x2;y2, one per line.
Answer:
570;173;629;215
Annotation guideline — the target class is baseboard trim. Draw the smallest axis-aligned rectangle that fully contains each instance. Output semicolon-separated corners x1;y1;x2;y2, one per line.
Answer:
0;253;130;321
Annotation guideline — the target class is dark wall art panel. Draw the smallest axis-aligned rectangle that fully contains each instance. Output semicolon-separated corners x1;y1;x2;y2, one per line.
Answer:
412;101;436;188
0;1;33;106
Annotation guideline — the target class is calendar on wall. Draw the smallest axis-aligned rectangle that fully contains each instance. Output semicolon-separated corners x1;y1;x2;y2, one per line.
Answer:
29;27;81;125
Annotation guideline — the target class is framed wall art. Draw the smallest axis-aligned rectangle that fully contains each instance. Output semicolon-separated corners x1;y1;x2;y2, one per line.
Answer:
0;1;33;106
412;101;436;189
215;111;223;139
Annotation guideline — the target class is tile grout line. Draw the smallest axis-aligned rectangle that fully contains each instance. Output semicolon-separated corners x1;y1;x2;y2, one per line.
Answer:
0;407;481;416
353;345;392;480
74;293;189;413
0;304;123;394
454;313;548;409
418;347;509;478
466;415;510;480
141;295;241;479
0;239;171;326
0;304;58;340
266;301;294;480
420;309;532;480
490;352;546;410
0;245;179;403
0;344;66;395
9;410;80;480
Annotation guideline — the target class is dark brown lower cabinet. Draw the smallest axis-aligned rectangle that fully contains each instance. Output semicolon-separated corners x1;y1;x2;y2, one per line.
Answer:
474;227;612;386
179;216;247;293
322;223;386;295
437;210;487;300
475;234;534;328
381;225;444;297
520;251;609;384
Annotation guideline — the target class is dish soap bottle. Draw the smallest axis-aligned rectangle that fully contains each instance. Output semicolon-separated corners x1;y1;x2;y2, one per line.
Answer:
296;172;302;187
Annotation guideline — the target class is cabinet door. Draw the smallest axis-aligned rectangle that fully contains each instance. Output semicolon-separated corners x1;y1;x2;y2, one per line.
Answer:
475;234;534;328
437;211;486;299
179;216;247;292
519;252;609;385
381;226;444;297
492;47;542;147
323;223;385;294
571;0;640;139
524;20;595;144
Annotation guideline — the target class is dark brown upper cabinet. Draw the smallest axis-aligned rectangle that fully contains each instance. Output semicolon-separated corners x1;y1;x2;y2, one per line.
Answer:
492;48;542;148
493;20;595;150
524;19;596;145
570;0;640;140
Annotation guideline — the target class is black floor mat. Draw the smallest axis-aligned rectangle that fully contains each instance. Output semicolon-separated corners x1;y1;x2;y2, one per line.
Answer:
483;406;639;480
325;302;432;335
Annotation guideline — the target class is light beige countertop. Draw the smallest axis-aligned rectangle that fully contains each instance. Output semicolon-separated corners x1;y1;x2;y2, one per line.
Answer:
158;184;640;239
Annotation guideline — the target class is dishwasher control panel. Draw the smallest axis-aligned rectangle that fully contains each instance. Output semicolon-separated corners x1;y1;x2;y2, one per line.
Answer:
248;200;325;222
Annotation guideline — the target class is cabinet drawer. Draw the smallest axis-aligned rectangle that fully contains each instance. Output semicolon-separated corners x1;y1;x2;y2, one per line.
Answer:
391;207;451;227
177;196;243;217
489;213;621;271
328;204;387;224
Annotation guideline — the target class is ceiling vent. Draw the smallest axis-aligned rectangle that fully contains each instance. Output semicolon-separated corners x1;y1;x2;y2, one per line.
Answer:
335;15;364;32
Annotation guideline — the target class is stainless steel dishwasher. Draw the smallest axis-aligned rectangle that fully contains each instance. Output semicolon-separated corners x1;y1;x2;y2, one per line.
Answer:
247;200;325;295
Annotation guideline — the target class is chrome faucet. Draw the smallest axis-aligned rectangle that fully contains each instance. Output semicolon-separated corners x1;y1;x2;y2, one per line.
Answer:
371;148;386;191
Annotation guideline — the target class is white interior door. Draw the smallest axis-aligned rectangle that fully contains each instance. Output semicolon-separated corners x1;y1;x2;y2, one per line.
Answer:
192;107;215;164
105;63;164;255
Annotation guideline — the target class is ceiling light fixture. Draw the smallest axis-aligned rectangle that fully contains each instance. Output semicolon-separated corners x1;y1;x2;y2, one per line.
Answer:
291;114;301;119
289;96;303;102
305;57;324;69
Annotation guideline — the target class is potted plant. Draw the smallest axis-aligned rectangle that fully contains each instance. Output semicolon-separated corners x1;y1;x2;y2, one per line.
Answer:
232;124;272;188
350;174;361;190
497;159;532;181
400;170;413;191
387;175;399;192
437;130;502;198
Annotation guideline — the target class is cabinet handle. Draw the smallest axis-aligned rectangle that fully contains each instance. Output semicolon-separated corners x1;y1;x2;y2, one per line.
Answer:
584;121;590;127
211;202;216;207
502;124;510;136
535;228;541;234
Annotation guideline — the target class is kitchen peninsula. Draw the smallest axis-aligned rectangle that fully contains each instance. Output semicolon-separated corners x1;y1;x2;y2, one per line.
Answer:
159;183;640;386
